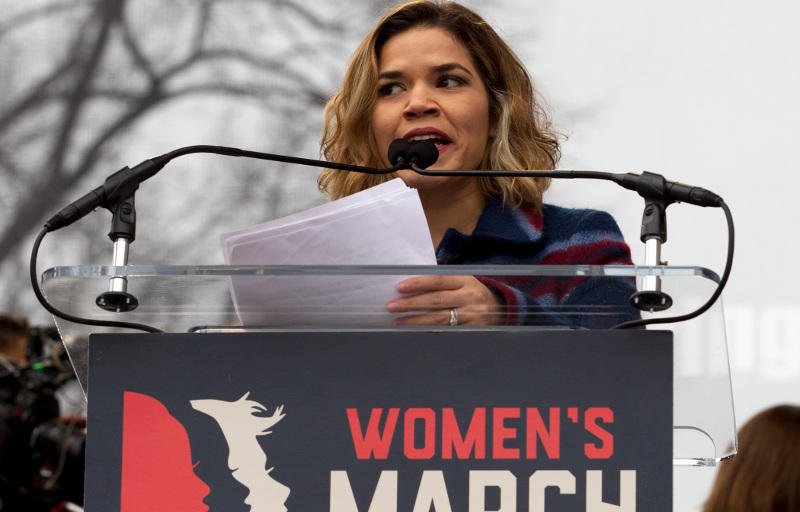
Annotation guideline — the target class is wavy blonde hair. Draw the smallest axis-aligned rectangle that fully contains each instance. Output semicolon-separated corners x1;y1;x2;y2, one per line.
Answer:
318;1;560;208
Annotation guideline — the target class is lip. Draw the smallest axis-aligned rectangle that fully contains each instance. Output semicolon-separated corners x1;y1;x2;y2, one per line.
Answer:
402;127;452;143
402;127;452;155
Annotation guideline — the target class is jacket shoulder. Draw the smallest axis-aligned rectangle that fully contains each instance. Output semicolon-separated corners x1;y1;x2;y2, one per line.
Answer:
541;204;624;239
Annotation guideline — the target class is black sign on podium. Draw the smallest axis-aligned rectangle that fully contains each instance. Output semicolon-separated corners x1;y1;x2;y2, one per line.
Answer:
86;329;672;511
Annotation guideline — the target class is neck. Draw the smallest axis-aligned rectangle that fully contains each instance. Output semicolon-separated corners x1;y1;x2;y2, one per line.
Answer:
420;184;486;248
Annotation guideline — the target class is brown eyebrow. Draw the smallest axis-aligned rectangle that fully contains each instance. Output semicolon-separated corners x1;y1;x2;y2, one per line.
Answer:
432;62;473;76
377;62;474;81
377;70;403;80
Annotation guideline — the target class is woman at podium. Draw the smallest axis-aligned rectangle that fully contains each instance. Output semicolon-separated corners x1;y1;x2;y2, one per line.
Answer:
318;1;637;328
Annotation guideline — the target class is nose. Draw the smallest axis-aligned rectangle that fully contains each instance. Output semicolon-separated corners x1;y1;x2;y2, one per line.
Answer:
403;83;439;119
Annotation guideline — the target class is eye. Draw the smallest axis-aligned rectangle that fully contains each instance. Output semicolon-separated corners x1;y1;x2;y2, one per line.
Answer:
438;75;466;88
378;82;404;96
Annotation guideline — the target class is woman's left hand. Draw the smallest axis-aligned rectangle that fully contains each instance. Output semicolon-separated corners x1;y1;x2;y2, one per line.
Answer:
387;275;503;326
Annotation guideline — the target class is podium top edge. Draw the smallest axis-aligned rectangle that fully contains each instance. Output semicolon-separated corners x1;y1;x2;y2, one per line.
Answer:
41;264;721;282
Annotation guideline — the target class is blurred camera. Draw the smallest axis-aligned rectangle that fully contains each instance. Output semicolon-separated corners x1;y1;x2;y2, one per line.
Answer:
0;325;85;510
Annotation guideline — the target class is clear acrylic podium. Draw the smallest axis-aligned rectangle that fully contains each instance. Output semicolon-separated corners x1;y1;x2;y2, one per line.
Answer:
40;263;735;467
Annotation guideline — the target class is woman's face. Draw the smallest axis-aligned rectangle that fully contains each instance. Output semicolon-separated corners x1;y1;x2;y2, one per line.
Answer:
371;27;493;192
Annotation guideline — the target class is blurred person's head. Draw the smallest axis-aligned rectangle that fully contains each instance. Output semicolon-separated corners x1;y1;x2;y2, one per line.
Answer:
319;0;559;208
0;313;29;366
703;404;800;512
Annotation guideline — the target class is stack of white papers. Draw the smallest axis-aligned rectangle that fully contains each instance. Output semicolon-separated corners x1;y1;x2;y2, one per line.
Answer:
220;178;436;325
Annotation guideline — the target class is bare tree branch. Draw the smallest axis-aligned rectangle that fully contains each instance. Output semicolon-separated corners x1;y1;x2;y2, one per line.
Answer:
0;0;374;314
0;0;89;40
0;146;23;179
54;88;138;102
45;0;124;180
119;13;157;83
0;60;74;136
0;7;98;135
167;82;326;105
213;0;346;32
0;72;327;263
191;0;214;53
269;0;345;31
161;47;328;100
0;1;125;262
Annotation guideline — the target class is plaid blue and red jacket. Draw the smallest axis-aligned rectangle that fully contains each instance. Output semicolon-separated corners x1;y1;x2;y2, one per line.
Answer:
436;196;639;328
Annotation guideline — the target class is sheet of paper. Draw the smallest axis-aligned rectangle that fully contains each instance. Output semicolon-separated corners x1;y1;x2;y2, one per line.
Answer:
220;178;436;325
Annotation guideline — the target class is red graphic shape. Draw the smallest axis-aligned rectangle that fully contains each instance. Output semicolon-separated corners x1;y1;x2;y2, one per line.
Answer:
121;391;210;512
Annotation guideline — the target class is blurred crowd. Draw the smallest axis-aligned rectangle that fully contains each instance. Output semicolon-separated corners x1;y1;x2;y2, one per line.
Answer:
0;313;85;511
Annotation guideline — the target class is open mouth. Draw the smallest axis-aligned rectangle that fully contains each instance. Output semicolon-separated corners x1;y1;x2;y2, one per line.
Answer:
406;133;452;150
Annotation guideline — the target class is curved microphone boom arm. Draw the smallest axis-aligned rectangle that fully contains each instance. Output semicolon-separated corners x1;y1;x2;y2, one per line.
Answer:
402;140;727;315
31;139;733;332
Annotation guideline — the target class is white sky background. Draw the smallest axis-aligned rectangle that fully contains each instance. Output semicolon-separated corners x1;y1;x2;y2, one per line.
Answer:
469;1;799;509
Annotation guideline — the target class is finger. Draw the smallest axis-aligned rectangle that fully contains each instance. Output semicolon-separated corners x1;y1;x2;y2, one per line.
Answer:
388;290;460;313
394;309;453;326
397;275;466;294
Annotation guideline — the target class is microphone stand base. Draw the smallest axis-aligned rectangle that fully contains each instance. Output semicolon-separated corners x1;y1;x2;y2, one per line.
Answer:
630;290;673;312
96;291;139;312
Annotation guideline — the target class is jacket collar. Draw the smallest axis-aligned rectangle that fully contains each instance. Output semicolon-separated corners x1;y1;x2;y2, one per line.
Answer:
471;195;544;244
436;196;544;262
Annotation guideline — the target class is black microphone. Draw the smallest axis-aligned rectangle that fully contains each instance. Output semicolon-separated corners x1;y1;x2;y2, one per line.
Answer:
43;145;407;233
45;156;169;231
616;172;721;207
388;139;411;166
407;140;439;169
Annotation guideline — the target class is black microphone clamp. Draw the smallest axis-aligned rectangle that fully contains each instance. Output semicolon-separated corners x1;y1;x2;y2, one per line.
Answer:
616;171;722;208
42;155;168;312
44;156;168;232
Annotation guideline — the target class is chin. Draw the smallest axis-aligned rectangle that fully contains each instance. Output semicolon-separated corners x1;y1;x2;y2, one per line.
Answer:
397;170;423;189
399;172;462;194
